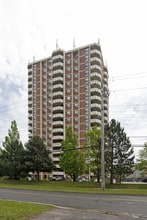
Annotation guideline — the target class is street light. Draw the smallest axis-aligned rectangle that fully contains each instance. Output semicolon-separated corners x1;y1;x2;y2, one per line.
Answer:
101;88;105;190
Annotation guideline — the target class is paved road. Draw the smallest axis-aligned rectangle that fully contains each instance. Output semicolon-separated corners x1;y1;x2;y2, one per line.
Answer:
0;188;147;219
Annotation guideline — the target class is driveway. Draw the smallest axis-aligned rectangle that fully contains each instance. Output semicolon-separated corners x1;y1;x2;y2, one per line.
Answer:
30;207;146;220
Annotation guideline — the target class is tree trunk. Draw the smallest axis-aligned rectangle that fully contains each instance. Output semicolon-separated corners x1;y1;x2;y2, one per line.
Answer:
110;166;113;184
73;174;76;182
37;171;40;181
96;169;100;182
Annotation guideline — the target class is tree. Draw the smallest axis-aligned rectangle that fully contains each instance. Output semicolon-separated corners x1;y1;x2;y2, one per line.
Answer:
84;126;101;182
105;119;135;183
24;136;54;180
136;143;147;176
1;121;24;179
59;126;85;181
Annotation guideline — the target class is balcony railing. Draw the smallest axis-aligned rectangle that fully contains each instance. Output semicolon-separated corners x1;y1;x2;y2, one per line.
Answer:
52;135;63;140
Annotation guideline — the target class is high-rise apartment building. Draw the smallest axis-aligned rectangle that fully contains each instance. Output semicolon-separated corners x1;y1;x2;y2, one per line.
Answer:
28;42;109;177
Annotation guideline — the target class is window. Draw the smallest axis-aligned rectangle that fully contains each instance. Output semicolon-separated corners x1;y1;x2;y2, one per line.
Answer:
74;125;78;129
66;66;71;72
74;103;78;107
66;74;71;79
66;53;71;58
74;66;78;71
74;88;78;93
67;111;71;115
66;103;71;108
74;74;78;79
74;81;78;86
66;82;70;86
74;59;78;64
66;60;71;64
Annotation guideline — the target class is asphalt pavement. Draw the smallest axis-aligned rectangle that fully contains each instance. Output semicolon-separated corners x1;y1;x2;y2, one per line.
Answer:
0;188;147;220
30;207;146;220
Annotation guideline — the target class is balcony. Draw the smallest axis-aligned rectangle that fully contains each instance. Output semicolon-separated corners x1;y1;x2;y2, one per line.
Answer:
52;62;63;69
28;93;32;98
52;69;63;76
53;128;64;133
104;103;108;110
52;77;63;84
53;121;63;126
52;157;60;162
91;118;101;124
90;64;101;72
91;103;101;110
52;106;63;112
28;101;32;106
28;75;32;81
103;77;108;85
91;111;101;117
28;87;32;92
52;84;63;90
53;99;63;105
90;57;101;63
53;142;61;147
91;95;101;103
52;135;63;140
52;91;63;99
90;80;101;88
52;54;63;61
91;88;101;94
91;72;101;81
53;113;63;119
28;119;32;125
28;126;32;131
103;70;108;78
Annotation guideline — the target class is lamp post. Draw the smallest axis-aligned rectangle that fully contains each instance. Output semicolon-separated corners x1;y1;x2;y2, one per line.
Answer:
101;88;105;190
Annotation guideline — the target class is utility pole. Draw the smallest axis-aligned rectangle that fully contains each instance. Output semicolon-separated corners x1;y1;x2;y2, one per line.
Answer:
101;83;105;190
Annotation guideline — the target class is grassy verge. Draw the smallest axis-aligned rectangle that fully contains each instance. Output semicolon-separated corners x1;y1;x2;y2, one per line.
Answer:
0;180;147;195
0;200;53;220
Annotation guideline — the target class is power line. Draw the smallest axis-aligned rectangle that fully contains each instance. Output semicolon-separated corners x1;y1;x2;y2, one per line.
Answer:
110;71;147;79
111;86;147;92
110;75;147;81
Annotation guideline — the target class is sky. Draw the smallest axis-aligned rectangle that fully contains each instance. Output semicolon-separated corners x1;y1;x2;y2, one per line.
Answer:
0;0;147;158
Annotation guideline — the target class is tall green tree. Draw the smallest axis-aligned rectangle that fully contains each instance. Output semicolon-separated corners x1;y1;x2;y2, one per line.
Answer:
136;143;147;176
105;119;135;183
84;126;101;182
0;148;3;177
24;136;54;180
1;121;24;179
59;126;85;181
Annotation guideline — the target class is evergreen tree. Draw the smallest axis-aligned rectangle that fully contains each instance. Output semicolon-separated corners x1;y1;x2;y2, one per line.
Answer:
105;119;135;183
24;136;54;180
59;126;85;181
1;121;24;179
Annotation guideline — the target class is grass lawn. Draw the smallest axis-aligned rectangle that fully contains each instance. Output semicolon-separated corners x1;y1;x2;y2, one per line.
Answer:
0;179;147;195
0;200;53;220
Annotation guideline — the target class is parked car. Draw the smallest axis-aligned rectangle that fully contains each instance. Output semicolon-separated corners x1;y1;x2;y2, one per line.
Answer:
52;176;65;181
76;177;88;182
142;178;147;182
